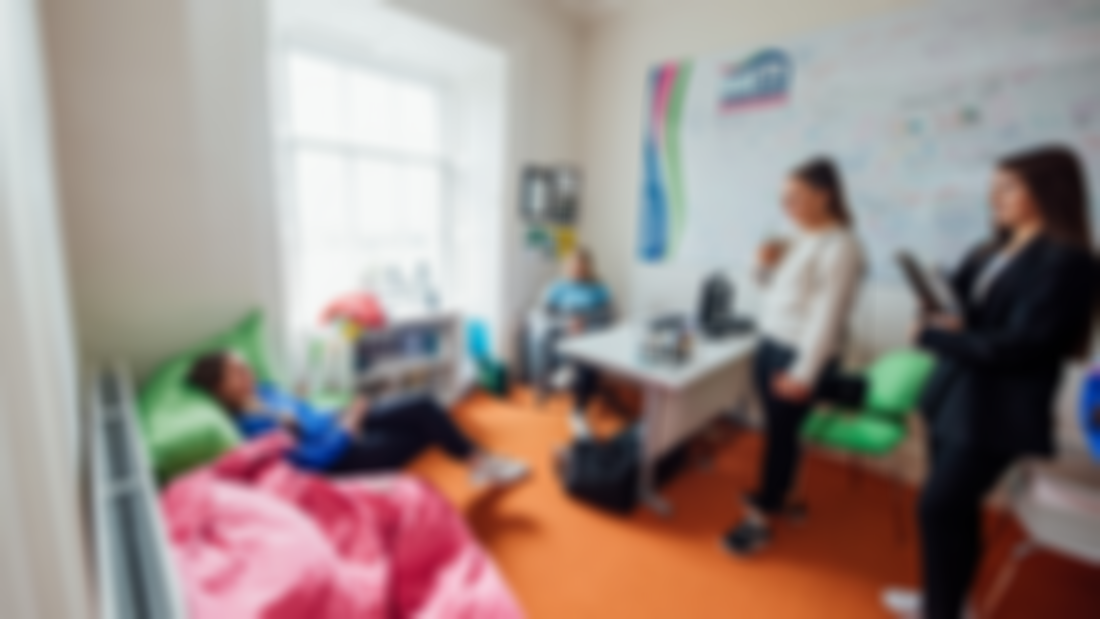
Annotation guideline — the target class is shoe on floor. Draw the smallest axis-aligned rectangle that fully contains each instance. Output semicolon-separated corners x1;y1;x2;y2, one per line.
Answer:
722;520;771;557
551;366;576;390
470;455;530;489
569;410;592;440
882;588;922;619
882;589;979;619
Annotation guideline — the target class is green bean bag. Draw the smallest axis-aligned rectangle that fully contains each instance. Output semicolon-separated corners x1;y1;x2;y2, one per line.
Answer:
138;311;280;481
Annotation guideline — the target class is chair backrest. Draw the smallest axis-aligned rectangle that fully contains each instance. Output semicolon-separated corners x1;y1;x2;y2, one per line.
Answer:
466;319;494;364
864;349;936;417
1080;367;1100;462
1014;460;1100;565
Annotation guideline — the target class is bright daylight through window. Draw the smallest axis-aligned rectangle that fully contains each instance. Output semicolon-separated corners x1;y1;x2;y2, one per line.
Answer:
281;50;449;330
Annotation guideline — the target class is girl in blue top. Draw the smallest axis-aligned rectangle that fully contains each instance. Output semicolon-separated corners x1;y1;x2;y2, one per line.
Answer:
187;352;529;487
540;248;615;437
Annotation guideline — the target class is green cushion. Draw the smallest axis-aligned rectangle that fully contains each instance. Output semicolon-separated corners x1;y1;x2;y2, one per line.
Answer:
864;349;936;416
143;393;241;482
138;310;280;480
802;409;907;456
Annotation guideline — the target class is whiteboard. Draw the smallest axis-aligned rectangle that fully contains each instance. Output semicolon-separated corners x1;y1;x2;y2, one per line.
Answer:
638;0;1100;281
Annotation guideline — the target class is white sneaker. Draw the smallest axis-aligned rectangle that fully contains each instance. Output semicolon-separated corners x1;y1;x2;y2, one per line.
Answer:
471;455;530;489
882;588;922;619
882;588;978;619
551;366;575;390
570;411;592;440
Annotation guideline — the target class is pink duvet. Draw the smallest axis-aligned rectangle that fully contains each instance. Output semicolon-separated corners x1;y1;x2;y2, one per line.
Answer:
161;433;524;619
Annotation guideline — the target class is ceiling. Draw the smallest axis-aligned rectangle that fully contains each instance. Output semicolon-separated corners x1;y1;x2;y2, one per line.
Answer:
548;0;641;19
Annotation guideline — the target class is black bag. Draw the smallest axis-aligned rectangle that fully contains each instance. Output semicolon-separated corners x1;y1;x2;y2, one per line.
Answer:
557;424;692;515
698;273;753;338
557;425;642;514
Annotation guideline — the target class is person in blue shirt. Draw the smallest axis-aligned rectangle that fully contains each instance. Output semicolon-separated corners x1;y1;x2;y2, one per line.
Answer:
538;247;615;437
187;352;529;487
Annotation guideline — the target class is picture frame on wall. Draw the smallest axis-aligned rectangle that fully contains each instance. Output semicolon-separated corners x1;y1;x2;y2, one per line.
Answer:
521;165;581;226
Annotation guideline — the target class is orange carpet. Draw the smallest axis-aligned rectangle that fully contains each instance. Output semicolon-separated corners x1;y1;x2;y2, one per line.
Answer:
409;392;1100;619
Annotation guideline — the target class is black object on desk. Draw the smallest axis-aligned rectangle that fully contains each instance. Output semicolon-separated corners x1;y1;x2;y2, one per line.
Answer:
698;273;754;338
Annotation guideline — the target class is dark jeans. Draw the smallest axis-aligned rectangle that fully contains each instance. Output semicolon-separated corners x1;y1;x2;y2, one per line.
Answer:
751;339;838;514
919;438;1014;619
572;364;600;411
329;394;477;476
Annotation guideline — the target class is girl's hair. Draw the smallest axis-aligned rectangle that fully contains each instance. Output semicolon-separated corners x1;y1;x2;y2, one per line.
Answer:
793;157;854;227
187;352;229;400
997;145;1094;251
999;145;1097;357
568;247;599;283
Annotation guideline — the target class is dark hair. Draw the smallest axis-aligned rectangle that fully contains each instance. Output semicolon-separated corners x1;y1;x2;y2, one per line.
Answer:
998;145;1094;251
793;157;854;227
1000;146;1098;357
187;352;229;400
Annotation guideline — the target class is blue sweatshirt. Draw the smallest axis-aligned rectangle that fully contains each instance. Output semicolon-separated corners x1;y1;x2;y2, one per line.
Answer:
544;280;613;328
234;384;353;472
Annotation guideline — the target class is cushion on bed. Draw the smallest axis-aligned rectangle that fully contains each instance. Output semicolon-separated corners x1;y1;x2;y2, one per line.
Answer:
138;310;280;481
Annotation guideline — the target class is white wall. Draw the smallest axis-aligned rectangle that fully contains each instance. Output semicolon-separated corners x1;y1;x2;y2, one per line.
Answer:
0;0;90;615
390;0;586;357
42;0;282;377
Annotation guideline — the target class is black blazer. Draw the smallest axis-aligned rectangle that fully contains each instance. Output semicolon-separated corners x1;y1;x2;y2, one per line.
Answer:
919;235;1096;456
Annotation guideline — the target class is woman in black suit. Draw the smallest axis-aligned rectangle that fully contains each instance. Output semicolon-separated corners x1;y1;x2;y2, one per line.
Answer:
885;146;1098;619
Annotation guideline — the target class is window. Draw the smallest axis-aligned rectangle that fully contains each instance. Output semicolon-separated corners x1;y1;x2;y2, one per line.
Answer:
279;50;449;330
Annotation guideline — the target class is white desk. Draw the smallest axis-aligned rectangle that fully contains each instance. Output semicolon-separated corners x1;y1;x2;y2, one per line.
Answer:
559;323;757;515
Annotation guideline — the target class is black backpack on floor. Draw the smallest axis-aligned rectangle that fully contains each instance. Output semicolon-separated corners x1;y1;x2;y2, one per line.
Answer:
557;425;642;514
557;424;691;515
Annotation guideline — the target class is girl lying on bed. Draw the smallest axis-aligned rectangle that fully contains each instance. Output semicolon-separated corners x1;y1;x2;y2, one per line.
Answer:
187;352;529;488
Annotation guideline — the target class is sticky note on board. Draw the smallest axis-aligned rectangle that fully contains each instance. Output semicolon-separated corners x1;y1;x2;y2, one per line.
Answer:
554;227;577;256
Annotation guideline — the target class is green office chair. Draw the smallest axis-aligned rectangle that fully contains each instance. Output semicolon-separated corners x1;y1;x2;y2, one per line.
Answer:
802;348;936;541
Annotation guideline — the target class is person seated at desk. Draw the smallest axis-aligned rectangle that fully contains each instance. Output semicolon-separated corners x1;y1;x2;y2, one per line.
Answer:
724;157;866;556
537;247;614;438
187;352;530;487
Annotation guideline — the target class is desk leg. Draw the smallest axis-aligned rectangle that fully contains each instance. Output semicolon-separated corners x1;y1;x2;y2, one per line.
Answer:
639;386;673;517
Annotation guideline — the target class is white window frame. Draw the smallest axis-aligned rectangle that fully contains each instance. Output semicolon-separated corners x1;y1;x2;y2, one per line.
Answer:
271;38;459;336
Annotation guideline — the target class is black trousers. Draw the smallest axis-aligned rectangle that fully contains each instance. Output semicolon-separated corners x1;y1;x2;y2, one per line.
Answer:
919;438;1014;619
751;339;840;514
572;364;600;411
329;394;477;476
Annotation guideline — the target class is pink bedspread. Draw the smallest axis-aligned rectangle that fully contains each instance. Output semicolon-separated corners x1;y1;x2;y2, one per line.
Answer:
161;434;524;619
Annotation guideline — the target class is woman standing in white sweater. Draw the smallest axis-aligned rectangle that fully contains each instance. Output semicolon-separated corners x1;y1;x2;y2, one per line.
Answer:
724;158;865;556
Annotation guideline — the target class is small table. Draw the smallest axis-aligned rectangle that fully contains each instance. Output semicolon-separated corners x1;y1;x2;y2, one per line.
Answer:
558;323;757;515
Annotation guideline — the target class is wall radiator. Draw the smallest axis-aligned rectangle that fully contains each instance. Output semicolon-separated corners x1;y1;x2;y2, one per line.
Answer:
91;363;188;619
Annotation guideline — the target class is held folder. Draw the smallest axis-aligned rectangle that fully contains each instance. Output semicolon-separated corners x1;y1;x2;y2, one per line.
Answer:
896;251;961;315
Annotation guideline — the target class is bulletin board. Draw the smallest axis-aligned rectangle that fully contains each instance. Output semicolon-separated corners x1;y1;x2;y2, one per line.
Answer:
639;0;1100;280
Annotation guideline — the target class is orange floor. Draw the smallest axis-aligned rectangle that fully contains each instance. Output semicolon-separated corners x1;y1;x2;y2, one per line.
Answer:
410;392;1100;619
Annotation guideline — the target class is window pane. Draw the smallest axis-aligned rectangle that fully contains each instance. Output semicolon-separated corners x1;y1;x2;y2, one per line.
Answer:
350;159;400;240
348;70;398;149
294;149;349;243
283;50;450;325
399;164;442;239
394;81;442;156
287;53;344;141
